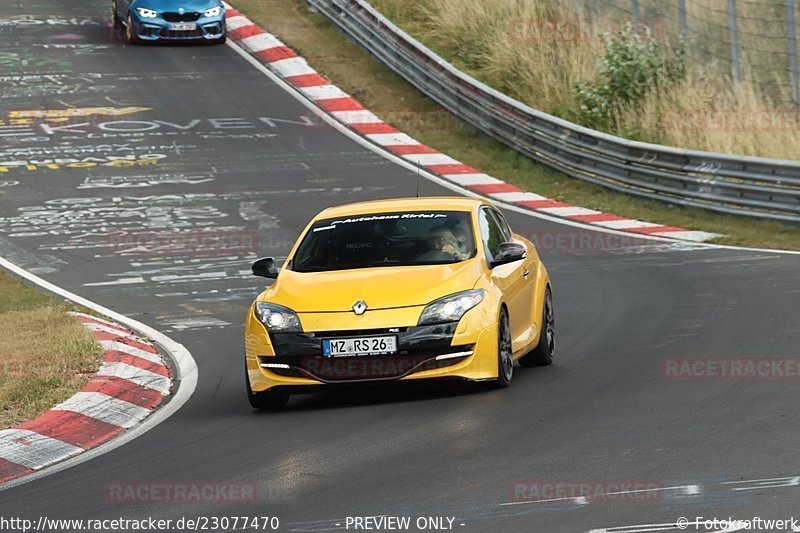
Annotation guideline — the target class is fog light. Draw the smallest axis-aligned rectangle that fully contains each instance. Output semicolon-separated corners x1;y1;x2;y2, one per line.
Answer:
434;350;473;361
260;362;291;369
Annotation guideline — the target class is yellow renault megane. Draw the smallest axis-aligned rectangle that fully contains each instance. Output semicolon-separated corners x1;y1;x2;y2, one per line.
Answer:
244;197;554;408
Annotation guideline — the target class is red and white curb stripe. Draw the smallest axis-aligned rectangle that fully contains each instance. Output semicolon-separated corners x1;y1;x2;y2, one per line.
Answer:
0;313;171;484
223;2;719;243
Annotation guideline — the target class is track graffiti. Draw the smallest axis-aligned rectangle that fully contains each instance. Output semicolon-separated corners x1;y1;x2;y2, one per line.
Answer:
0;49;71;70
0;116;311;141
0;194;229;238
0;153;167;173
35;44;113;55
0;73;115;98
78;172;216;189
82;255;258;287
0;142;195;157
0;16;102;27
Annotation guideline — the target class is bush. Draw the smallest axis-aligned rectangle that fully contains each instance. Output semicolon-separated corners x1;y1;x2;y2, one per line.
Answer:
575;25;685;130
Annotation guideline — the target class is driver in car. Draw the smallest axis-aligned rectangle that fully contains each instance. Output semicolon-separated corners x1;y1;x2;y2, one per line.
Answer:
417;226;470;261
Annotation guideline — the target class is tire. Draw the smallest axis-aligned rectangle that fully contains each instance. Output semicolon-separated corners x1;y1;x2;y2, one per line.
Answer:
520;287;554;367
126;14;140;44
491;309;514;388
245;365;289;410
111;0;122;27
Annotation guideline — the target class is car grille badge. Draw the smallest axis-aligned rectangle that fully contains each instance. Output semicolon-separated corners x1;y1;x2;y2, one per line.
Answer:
352;300;367;315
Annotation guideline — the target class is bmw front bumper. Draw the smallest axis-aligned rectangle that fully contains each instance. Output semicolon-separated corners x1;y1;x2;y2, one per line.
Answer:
130;11;226;41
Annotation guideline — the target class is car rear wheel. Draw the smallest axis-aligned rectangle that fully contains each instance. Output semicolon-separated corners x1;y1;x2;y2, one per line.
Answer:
520;287;554;367
245;366;289;410
491;309;513;388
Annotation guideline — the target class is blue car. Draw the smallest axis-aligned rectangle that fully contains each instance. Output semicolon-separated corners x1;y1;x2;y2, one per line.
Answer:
112;0;227;44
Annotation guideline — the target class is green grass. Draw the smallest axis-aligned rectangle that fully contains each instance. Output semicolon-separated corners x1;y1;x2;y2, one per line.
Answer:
231;0;800;250
0;272;103;429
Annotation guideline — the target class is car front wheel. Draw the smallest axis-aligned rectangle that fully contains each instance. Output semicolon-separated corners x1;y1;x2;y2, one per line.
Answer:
126;14;140;44
111;0;122;26
491;309;513;388
245;366;289;410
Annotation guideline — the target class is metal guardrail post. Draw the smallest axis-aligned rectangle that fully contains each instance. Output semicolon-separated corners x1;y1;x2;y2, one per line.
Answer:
728;0;741;85
631;0;641;34
788;0;800;104
573;0;583;21
589;0;599;28
678;0;688;36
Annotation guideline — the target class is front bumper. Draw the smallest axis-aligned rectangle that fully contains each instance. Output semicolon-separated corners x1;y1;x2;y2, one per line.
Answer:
245;305;501;393
130;13;226;41
262;323;473;383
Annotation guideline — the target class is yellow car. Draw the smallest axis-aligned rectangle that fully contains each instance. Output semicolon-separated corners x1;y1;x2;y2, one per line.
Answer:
244;197;554;408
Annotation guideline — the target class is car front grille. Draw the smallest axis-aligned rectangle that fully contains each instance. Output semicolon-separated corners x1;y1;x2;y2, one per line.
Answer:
269;323;457;357
259;346;472;382
162;12;201;22
159;27;205;38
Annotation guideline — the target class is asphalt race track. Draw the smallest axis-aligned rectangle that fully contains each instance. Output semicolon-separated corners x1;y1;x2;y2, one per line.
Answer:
1;1;800;532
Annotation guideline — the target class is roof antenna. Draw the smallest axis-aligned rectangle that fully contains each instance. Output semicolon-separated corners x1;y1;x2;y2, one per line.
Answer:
415;163;421;198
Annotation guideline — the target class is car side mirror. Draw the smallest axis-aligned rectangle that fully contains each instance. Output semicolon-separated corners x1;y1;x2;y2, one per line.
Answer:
252;257;279;279
491;242;526;268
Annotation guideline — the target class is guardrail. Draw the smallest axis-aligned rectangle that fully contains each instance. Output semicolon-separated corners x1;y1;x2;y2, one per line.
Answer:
306;0;800;222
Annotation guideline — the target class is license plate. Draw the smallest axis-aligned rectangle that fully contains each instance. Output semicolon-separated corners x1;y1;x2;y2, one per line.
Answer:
170;23;196;31
322;335;397;357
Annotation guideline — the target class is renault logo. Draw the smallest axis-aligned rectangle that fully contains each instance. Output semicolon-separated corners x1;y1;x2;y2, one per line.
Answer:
352;300;367;315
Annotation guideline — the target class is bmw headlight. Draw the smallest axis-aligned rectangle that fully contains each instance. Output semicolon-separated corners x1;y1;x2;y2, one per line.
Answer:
204;6;222;17
255;302;302;332
136;7;159;18
418;290;484;326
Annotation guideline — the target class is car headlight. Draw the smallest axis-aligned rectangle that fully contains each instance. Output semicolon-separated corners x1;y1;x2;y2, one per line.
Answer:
136;7;159;18
418;290;484;326
255;302;302;332
204;6;222;17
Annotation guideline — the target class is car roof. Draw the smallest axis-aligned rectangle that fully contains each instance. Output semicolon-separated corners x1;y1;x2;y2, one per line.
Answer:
316;197;491;219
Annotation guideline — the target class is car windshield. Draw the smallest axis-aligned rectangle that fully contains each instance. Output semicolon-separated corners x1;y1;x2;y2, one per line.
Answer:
291;211;477;272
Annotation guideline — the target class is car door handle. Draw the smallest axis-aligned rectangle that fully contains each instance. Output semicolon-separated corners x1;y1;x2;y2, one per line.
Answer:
523;268;530;277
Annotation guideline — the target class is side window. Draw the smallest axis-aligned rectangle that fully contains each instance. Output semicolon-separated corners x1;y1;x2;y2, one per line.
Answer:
479;208;506;261
490;209;513;241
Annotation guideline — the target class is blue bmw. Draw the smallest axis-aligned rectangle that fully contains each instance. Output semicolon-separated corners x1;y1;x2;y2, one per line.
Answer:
112;0;227;44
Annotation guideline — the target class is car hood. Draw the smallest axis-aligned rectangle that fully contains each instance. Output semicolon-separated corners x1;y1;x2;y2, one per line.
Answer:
263;260;483;313
135;0;220;10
